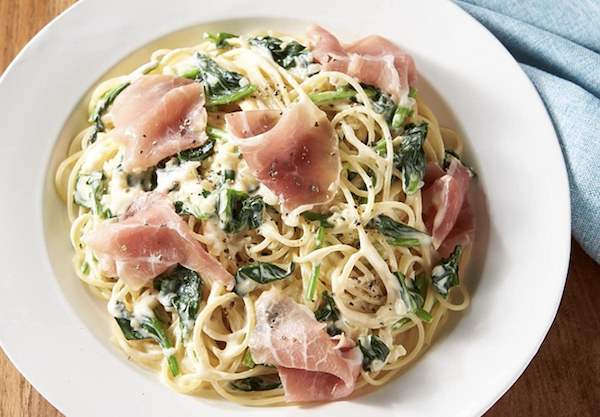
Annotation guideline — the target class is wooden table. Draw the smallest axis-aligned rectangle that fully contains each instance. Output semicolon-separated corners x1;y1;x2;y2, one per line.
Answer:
1;1;599;415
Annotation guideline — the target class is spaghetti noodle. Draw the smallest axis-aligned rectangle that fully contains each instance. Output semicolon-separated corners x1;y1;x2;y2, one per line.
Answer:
55;27;473;405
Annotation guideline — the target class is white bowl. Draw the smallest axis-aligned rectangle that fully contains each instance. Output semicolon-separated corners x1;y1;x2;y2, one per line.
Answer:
0;0;570;416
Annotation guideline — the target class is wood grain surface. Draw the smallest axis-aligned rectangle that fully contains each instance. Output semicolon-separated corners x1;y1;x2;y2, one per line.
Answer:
1;1;598;416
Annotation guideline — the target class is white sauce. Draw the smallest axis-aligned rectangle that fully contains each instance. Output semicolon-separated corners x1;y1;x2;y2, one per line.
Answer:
102;154;145;217
156;159;202;194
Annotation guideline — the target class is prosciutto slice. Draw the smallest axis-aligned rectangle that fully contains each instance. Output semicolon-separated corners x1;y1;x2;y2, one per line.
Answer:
111;74;208;173
347;35;418;88
226;95;340;213
437;200;475;258
422;159;474;252
307;25;417;102
249;289;362;402
85;192;234;291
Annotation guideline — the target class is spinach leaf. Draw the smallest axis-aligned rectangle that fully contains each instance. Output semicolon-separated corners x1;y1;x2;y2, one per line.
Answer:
391;317;412;330
394;271;423;312
431;245;462;298
314;291;340;322
358;335;390;372
301;211;334;228
361;84;396;125
391;88;418;128
88;81;130;143
113;302;179;377
206;125;228;142
174;200;208;220
394;271;433;323
177;138;216;163
243;348;256;368
216;188;264;234
393;122;428;195
314;291;342;336
372;137;389;157
391;106;413;128
153;265;202;334
73;171;112;218
204;32;237;49
305;226;325;301
233;262;295;296
309;85;356;104
126;168;157;192
185;52;257;105
444;149;478;178
250;36;311;70
174;201;191;216
367;215;431;247
222;169;236;184
240;196;264;229
230;376;282;391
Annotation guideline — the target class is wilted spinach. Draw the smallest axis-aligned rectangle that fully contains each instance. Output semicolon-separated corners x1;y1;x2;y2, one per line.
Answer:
358;335;390;372
362;84;397;125
394;122;428;195
204;32;237;49
308;85;357;104
126;168;157;192
183;52;257;105
431;245;462;298
230;376;282;391
301;211;334;228
113;302;179;377
233;262;295;296
250;36;311;70
305;226;325;301
367;214;431;247
444;149;478;178
314;291;342;336
216;188;264;234
153;265;202;335
177;138;216;163
73;171;112;218
394;271;433;323
88;81;130;143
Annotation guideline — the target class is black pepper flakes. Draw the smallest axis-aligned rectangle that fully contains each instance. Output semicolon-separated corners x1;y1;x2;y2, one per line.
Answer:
269;160;279;178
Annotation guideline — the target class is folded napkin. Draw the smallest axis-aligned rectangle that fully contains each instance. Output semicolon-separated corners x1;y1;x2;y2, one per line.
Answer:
453;0;600;263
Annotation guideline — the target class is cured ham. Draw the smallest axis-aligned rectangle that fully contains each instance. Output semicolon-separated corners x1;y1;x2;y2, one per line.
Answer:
306;25;350;74
307;25;417;102
111;74;208;173
437;201;474;258
423;159;474;251
226;95;340;213
85;192;234;291
347;35;418;88
249;289;363;402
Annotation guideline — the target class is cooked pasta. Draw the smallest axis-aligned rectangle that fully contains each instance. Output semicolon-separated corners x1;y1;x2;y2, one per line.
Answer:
55;26;474;405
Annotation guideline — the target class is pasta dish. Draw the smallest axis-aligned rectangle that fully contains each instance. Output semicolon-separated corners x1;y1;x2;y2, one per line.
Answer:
55;25;475;405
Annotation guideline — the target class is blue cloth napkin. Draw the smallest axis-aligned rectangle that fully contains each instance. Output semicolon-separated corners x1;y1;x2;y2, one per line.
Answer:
453;0;600;263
